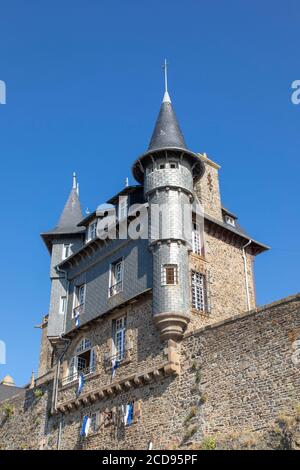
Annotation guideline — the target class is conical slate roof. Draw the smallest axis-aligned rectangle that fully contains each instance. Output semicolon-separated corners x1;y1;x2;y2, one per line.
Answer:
148;93;187;152
41;174;85;246
53;186;83;234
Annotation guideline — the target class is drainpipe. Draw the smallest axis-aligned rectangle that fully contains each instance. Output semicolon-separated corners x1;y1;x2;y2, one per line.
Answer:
242;239;252;311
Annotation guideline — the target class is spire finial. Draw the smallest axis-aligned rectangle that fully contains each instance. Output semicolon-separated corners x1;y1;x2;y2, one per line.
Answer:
72;172;77;190
162;59;171;103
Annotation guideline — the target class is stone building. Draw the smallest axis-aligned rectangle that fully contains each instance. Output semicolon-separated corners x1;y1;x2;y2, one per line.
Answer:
1;81;300;451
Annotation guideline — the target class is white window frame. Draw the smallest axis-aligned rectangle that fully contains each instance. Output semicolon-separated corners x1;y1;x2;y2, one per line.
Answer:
109;259;124;297
225;215;235;227
191;271;206;312
59;295;67;314
72;284;86;317
62;243;71;260
77;284;86;306
86;220;97;242
192;222;203;256
65;338;95;385
113;316;127;361
161;264;178;286
118;196;128;220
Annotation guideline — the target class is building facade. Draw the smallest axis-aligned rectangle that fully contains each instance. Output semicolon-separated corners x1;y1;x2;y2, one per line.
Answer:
1;84;299;451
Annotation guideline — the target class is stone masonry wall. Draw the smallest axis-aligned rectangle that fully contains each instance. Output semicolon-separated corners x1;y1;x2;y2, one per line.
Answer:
1;293;299;450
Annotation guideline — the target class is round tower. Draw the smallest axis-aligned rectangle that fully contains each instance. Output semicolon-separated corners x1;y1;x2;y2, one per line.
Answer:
132;73;205;341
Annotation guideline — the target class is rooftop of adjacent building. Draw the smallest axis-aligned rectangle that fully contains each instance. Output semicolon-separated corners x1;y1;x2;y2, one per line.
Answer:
0;375;25;403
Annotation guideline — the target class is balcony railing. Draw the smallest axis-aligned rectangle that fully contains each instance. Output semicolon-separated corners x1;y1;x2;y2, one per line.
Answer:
73;303;85;319
104;350;127;370
109;281;123;297
60;364;96;387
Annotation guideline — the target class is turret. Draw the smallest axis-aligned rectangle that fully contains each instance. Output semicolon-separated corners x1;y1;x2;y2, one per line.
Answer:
132;63;205;341
41;174;85;339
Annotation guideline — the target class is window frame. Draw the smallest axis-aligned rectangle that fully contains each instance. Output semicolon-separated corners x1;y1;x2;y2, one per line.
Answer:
191;271;207;312
225;215;236;227
161;264;179;286
59;295;67;314
62;243;71;260
109;259;124;297
118;196;128;220
87;220;98;242
112;316;127;361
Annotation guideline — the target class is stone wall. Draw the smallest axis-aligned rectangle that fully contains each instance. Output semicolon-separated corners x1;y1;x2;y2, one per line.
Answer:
1;293;299;450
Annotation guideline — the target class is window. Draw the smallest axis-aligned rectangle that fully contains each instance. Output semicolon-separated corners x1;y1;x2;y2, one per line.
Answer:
225;215;235;227
73;284;86;318
161;264;178;286
87;220;97;242
77;284;86;306
192;222;203;256
170;162;178;169
124;401;134;426
109;260;124;296
63;244;71;260
60;296;67;314
191;271;206;312
113;316;127;361
159;164;165;169
90;413;98;433
118;197;128;220
65;338;95;385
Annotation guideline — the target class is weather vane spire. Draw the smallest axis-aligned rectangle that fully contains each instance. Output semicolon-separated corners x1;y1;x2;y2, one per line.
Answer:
162;58;171;103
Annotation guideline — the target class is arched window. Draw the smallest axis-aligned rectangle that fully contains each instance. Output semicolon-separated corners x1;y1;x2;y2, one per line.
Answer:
65;338;95;385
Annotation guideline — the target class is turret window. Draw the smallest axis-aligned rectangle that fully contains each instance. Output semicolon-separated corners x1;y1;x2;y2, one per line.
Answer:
161;264;178;285
63;244;72;260
60;296;67;314
191;271;207;312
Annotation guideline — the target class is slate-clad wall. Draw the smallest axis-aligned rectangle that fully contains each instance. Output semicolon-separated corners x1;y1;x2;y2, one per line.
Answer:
65;238;152;332
47;237;83;337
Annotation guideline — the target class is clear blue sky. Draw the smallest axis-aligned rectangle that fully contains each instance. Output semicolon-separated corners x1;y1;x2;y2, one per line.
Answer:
0;1;299;385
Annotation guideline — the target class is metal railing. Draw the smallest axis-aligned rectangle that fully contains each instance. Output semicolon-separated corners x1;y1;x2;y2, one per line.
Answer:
60;364;96;387
109;281;123;297
73;304;84;319
104;350;126;370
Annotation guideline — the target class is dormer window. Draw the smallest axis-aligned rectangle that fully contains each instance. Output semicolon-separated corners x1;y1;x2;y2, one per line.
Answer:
87;220;97;242
118;197;128;220
225;215;235;227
